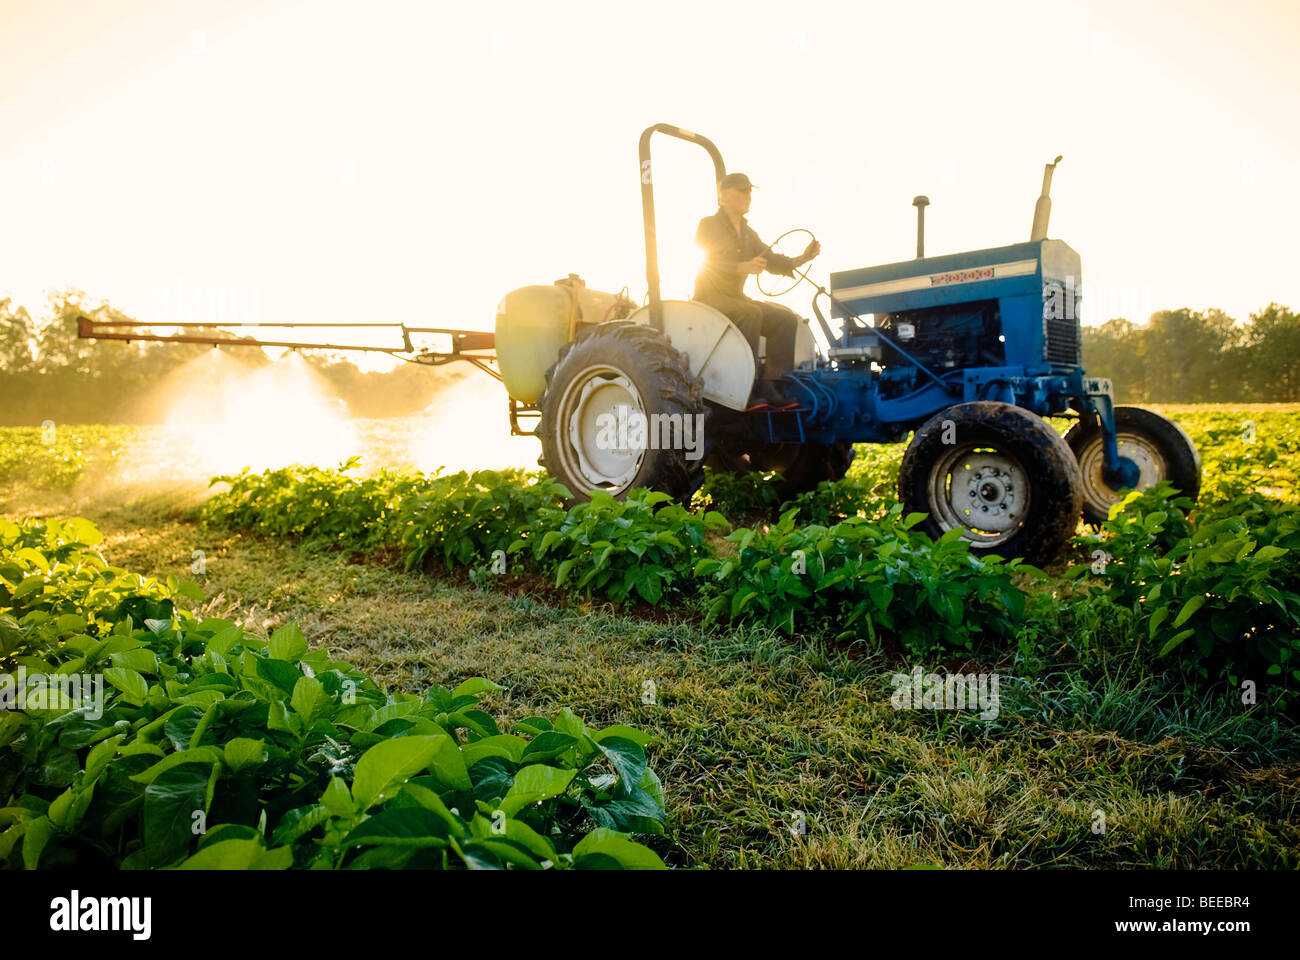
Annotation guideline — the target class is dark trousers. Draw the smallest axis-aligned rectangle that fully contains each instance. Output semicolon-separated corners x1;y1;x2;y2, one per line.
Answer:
695;293;798;378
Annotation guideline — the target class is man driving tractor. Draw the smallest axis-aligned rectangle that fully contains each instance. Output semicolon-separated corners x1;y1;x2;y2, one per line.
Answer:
693;171;820;409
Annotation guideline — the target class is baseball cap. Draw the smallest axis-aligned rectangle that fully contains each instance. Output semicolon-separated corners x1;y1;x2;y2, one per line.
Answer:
718;172;757;191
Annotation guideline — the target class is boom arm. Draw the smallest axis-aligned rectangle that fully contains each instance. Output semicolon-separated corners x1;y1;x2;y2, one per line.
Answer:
76;316;501;380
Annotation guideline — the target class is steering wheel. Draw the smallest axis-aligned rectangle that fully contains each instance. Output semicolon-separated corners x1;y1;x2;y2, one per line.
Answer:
756;227;817;298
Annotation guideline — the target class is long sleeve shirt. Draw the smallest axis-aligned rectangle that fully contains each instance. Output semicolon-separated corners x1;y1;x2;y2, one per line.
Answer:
693;207;796;301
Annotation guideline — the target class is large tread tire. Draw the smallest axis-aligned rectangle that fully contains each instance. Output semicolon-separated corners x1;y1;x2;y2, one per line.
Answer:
539;321;705;502
706;441;855;500
899;401;1082;564
1064;405;1201;525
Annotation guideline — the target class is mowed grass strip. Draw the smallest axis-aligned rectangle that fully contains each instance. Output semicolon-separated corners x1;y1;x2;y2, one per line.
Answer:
67;507;1300;870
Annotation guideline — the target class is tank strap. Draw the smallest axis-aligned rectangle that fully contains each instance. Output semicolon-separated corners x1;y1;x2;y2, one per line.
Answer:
553;273;586;342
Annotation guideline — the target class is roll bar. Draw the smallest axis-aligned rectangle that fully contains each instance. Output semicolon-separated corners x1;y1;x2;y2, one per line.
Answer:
638;123;727;332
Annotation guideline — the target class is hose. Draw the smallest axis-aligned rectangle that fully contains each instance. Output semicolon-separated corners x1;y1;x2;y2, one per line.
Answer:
757;227;950;389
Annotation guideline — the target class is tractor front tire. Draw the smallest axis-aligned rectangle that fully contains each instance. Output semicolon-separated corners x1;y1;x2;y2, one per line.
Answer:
899;402;1083;564
1063;405;1201;525
539;321;705;502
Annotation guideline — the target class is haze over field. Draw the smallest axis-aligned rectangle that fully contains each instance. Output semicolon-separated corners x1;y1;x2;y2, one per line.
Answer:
2;0;1299;363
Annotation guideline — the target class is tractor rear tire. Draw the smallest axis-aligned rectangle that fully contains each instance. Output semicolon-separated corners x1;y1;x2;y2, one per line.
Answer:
898;402;1083;564
1063;406;1201;525
539;321;705;502
707;441;855;500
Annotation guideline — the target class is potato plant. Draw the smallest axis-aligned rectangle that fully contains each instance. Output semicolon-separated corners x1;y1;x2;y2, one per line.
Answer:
515;489;728;605
1072;485;1300;706
693;504;1033;654
0;521;667;870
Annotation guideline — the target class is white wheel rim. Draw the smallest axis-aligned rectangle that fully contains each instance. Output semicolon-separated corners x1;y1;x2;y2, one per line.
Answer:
927;443;1029;547
1076;432;1165;516
555;363;647;492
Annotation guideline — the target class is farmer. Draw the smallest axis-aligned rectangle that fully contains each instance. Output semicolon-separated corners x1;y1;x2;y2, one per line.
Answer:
693;172;820;408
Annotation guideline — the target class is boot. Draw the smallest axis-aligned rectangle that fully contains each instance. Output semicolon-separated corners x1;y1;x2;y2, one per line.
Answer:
747;360;797;410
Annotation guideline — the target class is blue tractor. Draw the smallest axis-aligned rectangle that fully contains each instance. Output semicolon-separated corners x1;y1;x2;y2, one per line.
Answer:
509;124;1200;563
73;121;1203;564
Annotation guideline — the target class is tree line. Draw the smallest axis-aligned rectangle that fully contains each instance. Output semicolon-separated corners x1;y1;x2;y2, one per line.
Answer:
1082;304;1300;403
1;291;1296;425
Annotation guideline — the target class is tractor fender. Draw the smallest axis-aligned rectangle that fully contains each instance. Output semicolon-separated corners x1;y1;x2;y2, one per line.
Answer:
626;300;817;411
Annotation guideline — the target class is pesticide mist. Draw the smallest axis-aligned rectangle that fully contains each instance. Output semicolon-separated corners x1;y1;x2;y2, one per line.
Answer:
48;350;541;511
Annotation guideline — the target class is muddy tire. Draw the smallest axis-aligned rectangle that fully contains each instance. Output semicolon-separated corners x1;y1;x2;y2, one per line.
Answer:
899;401;1082;564
707;440;855;500
539;321;705;502
1064;405;1201;525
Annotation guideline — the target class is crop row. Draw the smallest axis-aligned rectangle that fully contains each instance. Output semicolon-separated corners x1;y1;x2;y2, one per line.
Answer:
202;461;1300;709
0;517;667;870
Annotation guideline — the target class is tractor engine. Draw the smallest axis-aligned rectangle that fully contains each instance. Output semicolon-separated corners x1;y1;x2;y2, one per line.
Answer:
873;300;1006;396
829;237;1085;396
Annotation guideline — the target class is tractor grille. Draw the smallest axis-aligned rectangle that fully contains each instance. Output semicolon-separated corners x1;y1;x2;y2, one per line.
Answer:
1044;316;1081;365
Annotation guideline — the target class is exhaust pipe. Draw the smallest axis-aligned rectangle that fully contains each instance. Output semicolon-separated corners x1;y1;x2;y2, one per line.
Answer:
1029;155;1063;241
912;195;929;258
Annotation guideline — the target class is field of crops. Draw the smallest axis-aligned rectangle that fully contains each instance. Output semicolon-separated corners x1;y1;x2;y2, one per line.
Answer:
2;405;1299;869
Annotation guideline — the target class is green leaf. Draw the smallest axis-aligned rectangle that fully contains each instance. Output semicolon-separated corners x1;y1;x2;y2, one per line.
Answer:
401;783;468;839
595;736;647;792
460;734;528;767
109;648;158;674
178;838;291;869
451;678;504;700
268;623;308;662
1172;594;1207;629
85;735;125;780
223;738;267;773
499;764;577;816
520;731;578;762
1147;605;1169;640
12;576;45;601
267;699;300;737
553;707;586;741
635;575;663;605
130;747;224;785
320;777;355;818
572;828;667;869
1158;628;1196;657
290;675;333;725
352;735;448;810
22;816;55;869
342;808;450;849
426;735;472;792
592;725;655;748
555;558;576;587
256;658;302;696
176;580;207;605
143;763;211;866
272;804;333;844
500;819;558;862
104;667;148;705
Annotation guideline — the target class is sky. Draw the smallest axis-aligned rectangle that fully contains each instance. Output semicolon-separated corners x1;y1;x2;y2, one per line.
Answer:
2;0;1298;371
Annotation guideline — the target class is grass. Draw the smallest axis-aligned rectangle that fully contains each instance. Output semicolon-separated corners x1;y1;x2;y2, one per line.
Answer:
4;407;1299;869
